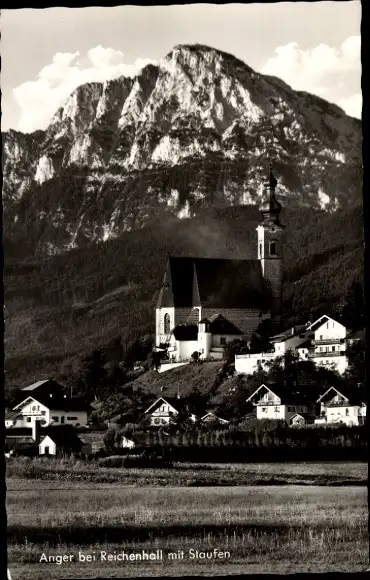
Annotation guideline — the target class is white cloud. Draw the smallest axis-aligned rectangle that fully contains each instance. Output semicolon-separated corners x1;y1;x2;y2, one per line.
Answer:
261;36;361;119
13;46;156;132
338;93;362;119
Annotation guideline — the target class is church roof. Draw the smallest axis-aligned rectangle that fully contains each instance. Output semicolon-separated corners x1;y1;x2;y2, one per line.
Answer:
209;314;243;335
158;257;268;309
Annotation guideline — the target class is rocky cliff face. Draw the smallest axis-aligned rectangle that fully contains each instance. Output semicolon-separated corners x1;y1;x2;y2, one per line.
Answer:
3;44;362;256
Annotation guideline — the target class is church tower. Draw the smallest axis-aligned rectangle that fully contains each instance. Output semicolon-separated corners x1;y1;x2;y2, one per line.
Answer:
256;168;284;315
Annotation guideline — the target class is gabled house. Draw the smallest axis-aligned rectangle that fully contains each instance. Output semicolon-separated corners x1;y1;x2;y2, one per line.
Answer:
246;383;318;422
39;426;91;456
144;397;197;426
289;413;316;427
200;412;229;425
305;315;348;374
5;390;90;428
315;386;367;426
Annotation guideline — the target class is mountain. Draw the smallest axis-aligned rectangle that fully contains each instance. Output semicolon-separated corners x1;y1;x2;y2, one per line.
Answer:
3;44;362;257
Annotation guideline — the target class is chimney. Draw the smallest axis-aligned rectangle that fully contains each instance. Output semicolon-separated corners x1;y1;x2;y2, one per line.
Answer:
32;420;41;444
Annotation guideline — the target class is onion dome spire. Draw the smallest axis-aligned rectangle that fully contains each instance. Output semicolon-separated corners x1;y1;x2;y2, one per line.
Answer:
259;164;282;225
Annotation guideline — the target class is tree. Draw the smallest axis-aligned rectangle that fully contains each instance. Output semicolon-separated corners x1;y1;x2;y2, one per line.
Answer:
191;351;200;363
103;428;116;453
249;320;275;354
345;340;365;386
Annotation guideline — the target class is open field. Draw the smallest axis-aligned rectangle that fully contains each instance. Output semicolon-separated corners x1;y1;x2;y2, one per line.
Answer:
6;458;368;486
7;479;368;578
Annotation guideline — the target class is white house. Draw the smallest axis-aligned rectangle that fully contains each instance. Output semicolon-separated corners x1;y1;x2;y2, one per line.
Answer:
235;325;314;375
246;384;317;422
6;394;89;428
200;412;229;425
39;427;90;456
315;386;367;426
236;315;358;376
121;436;136;449
305;315;348;374
144;397;197;426
289;413;316;427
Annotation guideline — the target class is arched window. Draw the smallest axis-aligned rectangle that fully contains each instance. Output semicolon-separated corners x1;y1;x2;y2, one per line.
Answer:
269;241;277;256
164;313;171;334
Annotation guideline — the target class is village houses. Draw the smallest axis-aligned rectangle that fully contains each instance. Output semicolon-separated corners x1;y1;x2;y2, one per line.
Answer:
5;379;90;429
235;315;361;376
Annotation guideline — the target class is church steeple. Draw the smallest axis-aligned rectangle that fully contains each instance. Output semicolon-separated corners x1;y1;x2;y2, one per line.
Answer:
259;165;282;225
256;165;284;316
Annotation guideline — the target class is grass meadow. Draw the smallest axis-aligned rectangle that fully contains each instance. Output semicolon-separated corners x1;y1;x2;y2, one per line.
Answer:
6;465;369;578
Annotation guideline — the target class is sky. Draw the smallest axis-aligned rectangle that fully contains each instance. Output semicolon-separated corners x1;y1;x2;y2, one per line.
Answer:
1;2;362;133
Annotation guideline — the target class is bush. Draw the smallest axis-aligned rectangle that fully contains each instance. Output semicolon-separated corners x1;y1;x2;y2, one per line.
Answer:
97;452;173;468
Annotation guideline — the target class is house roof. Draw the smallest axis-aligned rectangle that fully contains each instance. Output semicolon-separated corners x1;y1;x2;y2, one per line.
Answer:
22;379;63;391
6;428;33;438
157;256;269;310
13;394;91;413
306;314;346;332
296;340;312;349
209;314;243;336
316;385;367;406
347;328;365;341
40;426;84;450
247;383;320;405
5;411;22;420
201;412;229;422
172;324;198;341
271;325;309;342
290;413;316;422
144;396;196;415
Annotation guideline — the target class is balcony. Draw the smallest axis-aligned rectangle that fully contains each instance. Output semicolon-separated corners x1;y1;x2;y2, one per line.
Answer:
309;351;346;358
313;338;344;345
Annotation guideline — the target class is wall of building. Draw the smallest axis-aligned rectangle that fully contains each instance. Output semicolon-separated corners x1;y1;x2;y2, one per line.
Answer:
49;410;87;427
39;436;57;455
156;307;176;344
313;355;348;375
13;399;50;427
325;405;361;426
235;353;275;375
176;340;198;361
198;331;212;358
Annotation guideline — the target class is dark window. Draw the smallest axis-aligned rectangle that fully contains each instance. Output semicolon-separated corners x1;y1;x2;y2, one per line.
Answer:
61;416;65;424
44;446;50;454
164;313;171;334
332;346;336;352
288;406;295;412
52;416;59;422
67;416;78;420
220;337;227;346
26;417;31;423
269;241;277;256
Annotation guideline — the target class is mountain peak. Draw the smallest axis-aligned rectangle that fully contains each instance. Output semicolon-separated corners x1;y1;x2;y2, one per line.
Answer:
2;43;362;256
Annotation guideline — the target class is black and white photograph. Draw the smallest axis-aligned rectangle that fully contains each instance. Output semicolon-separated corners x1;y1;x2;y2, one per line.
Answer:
2;2;366;578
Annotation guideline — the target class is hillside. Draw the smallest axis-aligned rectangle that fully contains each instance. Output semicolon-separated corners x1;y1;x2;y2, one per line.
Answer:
3;44;362;257
4;203;364;392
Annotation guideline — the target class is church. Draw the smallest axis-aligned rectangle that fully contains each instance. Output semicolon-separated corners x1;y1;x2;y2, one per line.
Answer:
155;170;285;362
